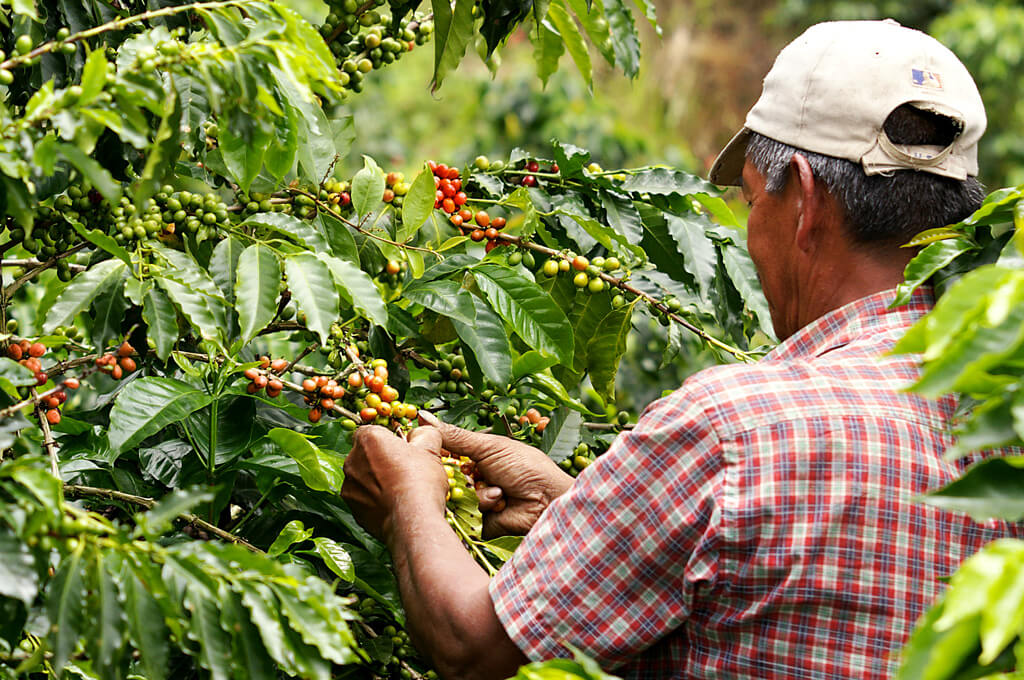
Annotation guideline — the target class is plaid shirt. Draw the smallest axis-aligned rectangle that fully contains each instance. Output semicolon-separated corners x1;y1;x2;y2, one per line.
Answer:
490;288;1023;679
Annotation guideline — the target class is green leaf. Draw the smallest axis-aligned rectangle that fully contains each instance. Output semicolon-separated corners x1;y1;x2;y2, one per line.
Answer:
352;155;386;220
893;237;979;307
158;277;226;346
540;407;583;462
431;0;476;91
66;218;132;265
473;264;574;365
404;279;477;325
922;457;1024;522
400;165;437;241
79;49;109;104
138;487;215;537
209;236;246;303
513;351;558;380
220;122;270;195
663;213;718;300
184;582;232;680
220;589;277;680
620;167;717;197
547;0;592;87
90;279;128;350
567;0;615;65
531;19;564;85
93;552;127;677
267;429;343;493
56;143;121;204
44;259;126;332
587;302;636;400
108;377;214;455
269;583;358;665
601;190;644;245
237;583;319;679
0;358;37;399
236;245;281;345
268;520;313;557
452;294;513;388
134;87;182;210
284;253;340;345
243;212;330;252
721;244;774;337
0;528;38;606
602;0;641;78
310;537;355;581
316;253;388;327
142;286;179;360
47;549;87;673
123;568;169;680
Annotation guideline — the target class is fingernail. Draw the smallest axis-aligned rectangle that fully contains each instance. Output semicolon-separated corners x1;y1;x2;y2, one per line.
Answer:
418;410;440;427
483;487;502;501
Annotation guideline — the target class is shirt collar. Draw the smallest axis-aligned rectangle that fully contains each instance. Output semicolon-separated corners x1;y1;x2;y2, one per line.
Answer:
763;287;935;363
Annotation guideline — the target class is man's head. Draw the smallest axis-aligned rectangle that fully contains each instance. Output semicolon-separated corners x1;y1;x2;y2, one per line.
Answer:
710;20;987;337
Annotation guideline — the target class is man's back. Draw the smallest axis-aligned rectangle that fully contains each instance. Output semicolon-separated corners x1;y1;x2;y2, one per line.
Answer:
490;288;1024;679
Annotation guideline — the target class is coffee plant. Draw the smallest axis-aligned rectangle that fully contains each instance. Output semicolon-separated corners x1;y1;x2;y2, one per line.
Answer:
0;0;774;678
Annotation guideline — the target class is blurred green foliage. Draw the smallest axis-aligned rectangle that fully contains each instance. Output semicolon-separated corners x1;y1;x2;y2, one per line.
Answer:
339;37;695;177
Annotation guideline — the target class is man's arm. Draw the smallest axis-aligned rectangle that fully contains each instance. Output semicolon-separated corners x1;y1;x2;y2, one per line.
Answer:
341;425;528;680
385;500;527;680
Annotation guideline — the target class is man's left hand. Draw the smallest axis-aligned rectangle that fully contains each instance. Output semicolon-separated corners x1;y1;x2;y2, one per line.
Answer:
341;425;449;542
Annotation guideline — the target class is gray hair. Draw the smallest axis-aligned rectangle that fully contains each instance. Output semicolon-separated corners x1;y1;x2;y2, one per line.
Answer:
745;105;985;247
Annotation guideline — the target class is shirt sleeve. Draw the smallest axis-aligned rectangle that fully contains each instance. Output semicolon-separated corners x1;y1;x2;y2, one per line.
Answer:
489;383;726;669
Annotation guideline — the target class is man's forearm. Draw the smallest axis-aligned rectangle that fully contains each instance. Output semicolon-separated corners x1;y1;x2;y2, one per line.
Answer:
386;504;528;680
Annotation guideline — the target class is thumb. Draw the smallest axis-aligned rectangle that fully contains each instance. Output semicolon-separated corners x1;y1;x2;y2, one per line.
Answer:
406;424;442;456
418;410;499;462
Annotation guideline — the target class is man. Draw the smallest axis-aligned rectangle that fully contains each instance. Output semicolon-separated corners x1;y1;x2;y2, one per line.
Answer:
341;20;1022;679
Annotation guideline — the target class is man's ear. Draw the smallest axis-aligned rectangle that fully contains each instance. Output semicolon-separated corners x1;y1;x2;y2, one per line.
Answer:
790;153;819;252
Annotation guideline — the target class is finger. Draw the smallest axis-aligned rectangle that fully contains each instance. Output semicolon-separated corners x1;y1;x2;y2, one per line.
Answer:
407;425;442;455
418;410;507;462
475;484;504;512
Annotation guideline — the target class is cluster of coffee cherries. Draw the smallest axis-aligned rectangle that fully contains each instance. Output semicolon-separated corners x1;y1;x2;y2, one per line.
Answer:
428;160;509;250
382;172;411;208
243;356;289;398
35;380;77;426
9;204;84;280
378;258;407;290
319;0;432;93
428;352;470;397
347;359;418;426
94;342;137;380
354;597;438;680
541;253;622;296
560;442;596;476
515;160;559;188
300;374;345;424
7;339;51;386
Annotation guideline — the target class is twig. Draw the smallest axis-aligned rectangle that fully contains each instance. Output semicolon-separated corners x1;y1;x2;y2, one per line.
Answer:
282;341;318;376
357;622;427;680
493;233;756;362
2;242;89;299
32;389;59;477
64;484;260;552
0;385;63;419
0;0;259;71
291;188;440;256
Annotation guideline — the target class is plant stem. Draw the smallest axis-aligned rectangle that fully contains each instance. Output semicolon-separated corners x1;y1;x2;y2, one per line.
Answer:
0;0;260;71
64;484;261;551
32;388;59;477
2;242;89;300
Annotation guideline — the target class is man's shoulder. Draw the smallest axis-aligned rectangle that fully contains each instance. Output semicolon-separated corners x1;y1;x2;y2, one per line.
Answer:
672;350;951;441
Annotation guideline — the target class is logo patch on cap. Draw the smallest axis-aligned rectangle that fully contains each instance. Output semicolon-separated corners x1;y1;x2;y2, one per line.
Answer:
912;68;943;89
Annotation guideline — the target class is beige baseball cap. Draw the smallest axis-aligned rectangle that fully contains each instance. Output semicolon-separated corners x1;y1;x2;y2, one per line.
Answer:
709;19;986;186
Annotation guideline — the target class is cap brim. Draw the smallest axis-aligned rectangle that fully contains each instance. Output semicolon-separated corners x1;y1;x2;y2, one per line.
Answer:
709;127;751;187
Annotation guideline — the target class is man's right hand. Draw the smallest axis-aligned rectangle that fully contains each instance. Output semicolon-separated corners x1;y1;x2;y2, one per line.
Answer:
415;411;574;538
